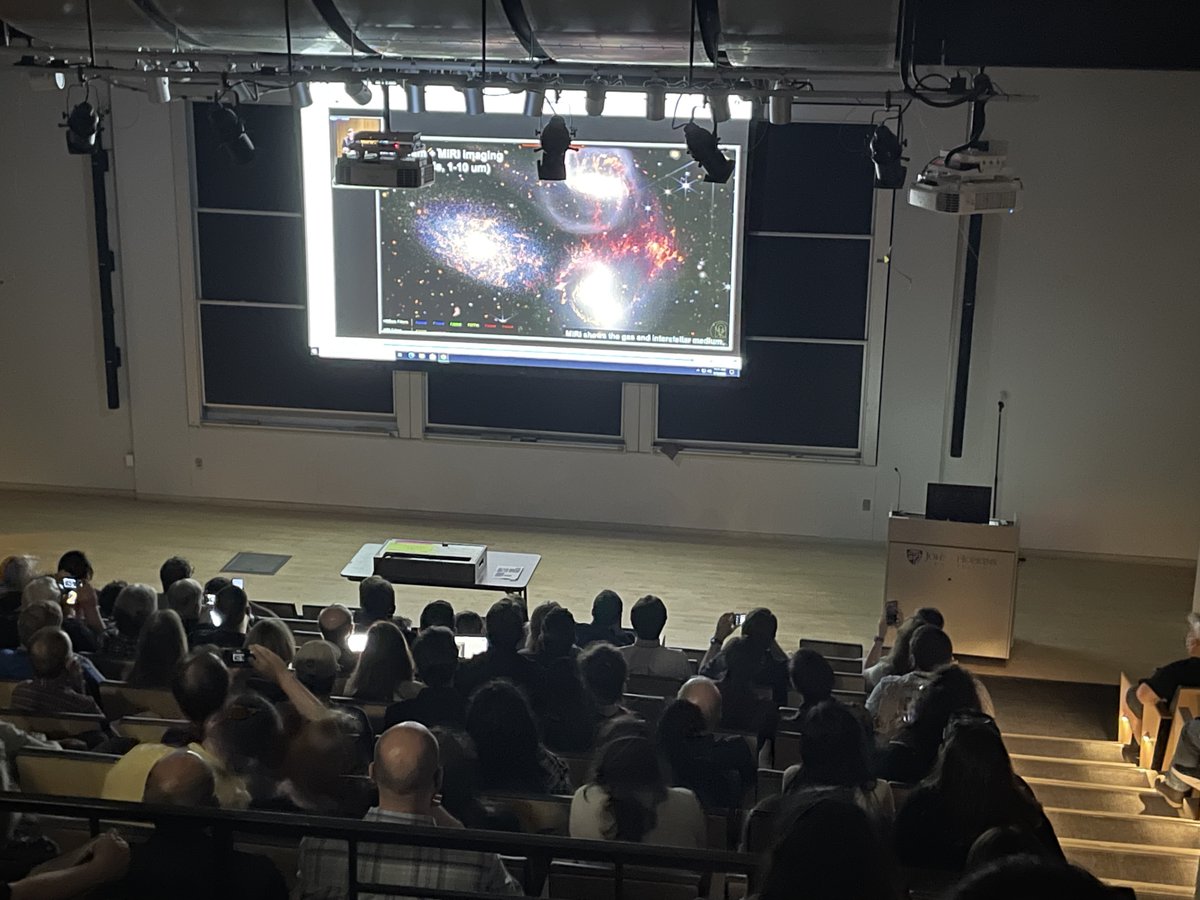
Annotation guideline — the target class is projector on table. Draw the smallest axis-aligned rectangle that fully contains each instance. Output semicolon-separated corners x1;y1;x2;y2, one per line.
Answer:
908;141;1022;215
373;540;487;586
335;131;435;189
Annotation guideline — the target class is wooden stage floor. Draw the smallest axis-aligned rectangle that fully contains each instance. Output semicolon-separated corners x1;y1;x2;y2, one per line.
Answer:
2;490;1194;686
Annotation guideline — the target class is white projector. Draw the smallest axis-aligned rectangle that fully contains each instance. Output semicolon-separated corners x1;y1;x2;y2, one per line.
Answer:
908;141;1023;216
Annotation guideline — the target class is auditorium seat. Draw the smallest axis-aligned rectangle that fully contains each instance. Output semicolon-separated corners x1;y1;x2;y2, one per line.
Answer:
480;791;571;835
755;768;783;804
798;638;864;675
1135;685;1200;770
331;696;387;731
773;731;802;770
549;860;703;900
626;674;685;699
0;710;106;739
294;630;323;646
255;601;299;618
112;716;190;744
0;681;20;708
557;752;592;788
1117;672;1136;746
1160;697;1200;780
99;681;183;720
15;746;120;798
622;693;666;726
301;605;325;620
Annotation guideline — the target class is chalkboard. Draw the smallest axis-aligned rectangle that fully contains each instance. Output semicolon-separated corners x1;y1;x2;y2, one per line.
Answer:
426;370;623;436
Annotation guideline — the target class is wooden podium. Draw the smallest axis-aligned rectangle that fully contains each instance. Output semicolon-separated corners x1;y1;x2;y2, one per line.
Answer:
885;513;1019;660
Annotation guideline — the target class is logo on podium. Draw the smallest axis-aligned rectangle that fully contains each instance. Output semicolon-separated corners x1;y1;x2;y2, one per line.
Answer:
906;549;925;565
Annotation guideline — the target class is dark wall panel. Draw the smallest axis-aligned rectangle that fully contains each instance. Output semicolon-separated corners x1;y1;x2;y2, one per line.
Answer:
427;371;623;436
742;237;870;340
193;103;303;212
197;212;306;304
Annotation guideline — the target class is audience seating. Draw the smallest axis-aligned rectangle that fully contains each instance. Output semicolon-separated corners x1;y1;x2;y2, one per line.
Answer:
255;601;299;618
330;696;387;731
1160;696;1200;779
549;860;702;900
294;630;323;645
625;674;685;699
756;768;784;804
15;747;119;798
300;605;325;620
1134;684;1200;770
0;710;106;738
1117;672;1136;745
112;716;189;744
558;752;592;788
621;692;665;726
481;791;571;835
832;672;865;692
99;681;183;720
0;680;19;708
773;730;802;770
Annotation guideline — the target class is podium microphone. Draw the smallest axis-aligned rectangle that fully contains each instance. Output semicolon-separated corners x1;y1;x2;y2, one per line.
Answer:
992;397;1006;519
893;467;902;514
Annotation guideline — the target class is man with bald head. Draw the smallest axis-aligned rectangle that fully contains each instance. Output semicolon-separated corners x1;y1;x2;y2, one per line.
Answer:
297;722;519;897
11;627;101;715
318;603;357;675
678;675;723;730
669;675;755;809
165;578;204;637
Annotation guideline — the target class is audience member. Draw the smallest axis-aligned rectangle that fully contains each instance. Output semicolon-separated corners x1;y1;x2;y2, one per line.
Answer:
947;854;1119;900
96;579;126;620
159;556;193;595
454;609;484;636
31;574;102;654
781;648;835;727
579;642;631;721
419;599;455;632
112;749;288;899
896;715;1062;870
863;603;945;691
524;600;560;653
699;608;789;704
0;832;128;900
619;594;692;681
965;826;1059;871
317;603;357;675
163;649;231;746
356;575;399;628
273;714;369;816
866;624;955;739
877;664;984;784
1123;612;1200;764
20;575;61;607
190;584;250;649
103;583;157;659
165;578;204;635
657;681;755;809
55;550;94;583
0;601;106;695
455;599;546;703
127;609;189;689
245;618;296;666
465;679;572;794
575;589;634;648
525;605;578;664
0;556;36;648
289;640;374;761
11;627;102;715
538;651;598;753
716;636;779;742
296;722;520;897
385;626;466;729
347;620;423;702
202;576;231;598
570;735;705;848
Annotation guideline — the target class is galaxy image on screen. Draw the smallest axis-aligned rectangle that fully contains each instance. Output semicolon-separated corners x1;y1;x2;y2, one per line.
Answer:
372;136;738;349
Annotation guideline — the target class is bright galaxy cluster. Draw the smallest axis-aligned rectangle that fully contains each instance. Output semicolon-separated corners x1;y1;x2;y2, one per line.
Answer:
378;138;736;346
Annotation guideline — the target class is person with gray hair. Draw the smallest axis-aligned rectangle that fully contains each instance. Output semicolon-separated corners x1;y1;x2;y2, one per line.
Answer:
0;556;37;649
165;577;204;634
1123;611;1200;765
11;627;102;715
19;575;61;608
103;583;158;660
0;601;106;692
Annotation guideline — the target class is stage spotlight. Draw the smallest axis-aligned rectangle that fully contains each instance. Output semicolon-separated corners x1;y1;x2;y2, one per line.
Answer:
208;101;255;165
682;121;734;183
523;84;545;118
708;87;731;124
27;70;66;92
64;101;99;155
769;82;792;125
346;79;373;106
404;81;425;113
148;75;171;104
537;114;574;181
585;80;606;117
462;81;484;115
645;80;666;121
870;123;907;189
290;81;312;108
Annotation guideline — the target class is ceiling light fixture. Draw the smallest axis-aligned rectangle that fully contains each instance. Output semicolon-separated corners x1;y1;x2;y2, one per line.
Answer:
289;81;312;108
644;80;667;121
537;114;575;181
870;123;907;189
769;81;793;125
683;121;734;184
64;100;100;155
404;81;425;113
462;81;485;115
209;101;255;165
585;79;606;117
346;79;373;106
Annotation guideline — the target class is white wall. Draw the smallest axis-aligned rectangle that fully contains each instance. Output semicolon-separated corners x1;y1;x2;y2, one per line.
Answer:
2;69;1198;561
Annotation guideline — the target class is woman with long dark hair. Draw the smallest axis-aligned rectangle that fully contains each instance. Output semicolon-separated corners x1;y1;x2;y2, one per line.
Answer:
126;609;189;689
346;620;422;702
877;664;982;784
895;716;1063;870
864;605;944;691
570;735;704;848
656;696;755;810
465;679;572;794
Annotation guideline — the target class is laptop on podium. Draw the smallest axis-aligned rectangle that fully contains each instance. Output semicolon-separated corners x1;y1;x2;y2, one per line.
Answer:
925;483;992;524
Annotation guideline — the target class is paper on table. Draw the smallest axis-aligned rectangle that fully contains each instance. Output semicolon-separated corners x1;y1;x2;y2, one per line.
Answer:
493;566;524;581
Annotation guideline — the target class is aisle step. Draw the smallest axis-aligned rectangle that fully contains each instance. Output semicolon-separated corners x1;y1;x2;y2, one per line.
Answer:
1025;777;1180;818
1012;754;1152;789
1046;807;1200;849
1104;879;1195;899
1061;838;1199;888
1003;733;1126;764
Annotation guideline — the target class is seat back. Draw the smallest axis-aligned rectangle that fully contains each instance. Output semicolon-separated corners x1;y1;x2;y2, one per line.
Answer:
626;674;685;699
756;768;784;803
558;752;592;788
798;639;864;661
330;697;387;732
112;716;189;744
294;631;323;646
833;672;865;693
1158;687;1200;771
0;681;21;709
0;710;106;738
773;731;802;771
549;860;702;900
99;682;183;720
255;601;299;619
15;747;120;798
301;605;325;621
481;792;571;835
622;693;666;727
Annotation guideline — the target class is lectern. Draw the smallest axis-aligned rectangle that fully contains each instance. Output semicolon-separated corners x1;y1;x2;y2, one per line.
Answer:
885;513;1019;659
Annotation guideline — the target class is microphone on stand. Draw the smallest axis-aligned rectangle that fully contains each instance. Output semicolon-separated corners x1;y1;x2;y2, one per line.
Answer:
893;467;902;513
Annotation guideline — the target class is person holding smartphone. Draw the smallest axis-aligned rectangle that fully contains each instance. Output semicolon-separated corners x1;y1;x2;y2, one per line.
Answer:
699;608;789;705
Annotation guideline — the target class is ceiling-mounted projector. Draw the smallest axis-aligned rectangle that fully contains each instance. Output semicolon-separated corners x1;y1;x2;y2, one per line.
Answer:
334;130;434;189
908;140;1022;215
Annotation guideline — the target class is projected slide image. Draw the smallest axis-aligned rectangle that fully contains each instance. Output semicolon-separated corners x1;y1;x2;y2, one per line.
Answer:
374;138;738;350
332;116;384;159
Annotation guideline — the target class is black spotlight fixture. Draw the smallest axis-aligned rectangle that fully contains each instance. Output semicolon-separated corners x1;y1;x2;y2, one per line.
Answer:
537;114;574;181
209;101;255;165
870;123;907;189
682;121;734;184
64;100;100;155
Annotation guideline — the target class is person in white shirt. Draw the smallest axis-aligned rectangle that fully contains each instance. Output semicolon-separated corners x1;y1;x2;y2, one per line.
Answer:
569;734;705;849
618;595;693;682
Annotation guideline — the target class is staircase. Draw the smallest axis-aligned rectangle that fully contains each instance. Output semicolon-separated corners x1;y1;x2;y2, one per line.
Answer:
1006;732;1200;899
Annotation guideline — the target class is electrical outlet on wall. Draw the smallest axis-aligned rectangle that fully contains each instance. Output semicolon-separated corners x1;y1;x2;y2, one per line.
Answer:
194;457;204;469
124;453;134;468
862;498;872;511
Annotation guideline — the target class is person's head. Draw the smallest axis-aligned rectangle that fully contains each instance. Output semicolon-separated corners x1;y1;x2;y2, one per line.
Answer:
588;735;667;842
21;575;61;608
17;600;63;649
419;600;455;632
677;676;722;730
591;589;623;629
464;679;544;790
159;556;193;593
904;664;983;750
579;642;627;707
485;598;525;653
629;594;669;642
411;626;458;688
0;556;36;595
171;649;231;726
915;606;945;629
358;575;396;624
127;610;189;689
55;550;93;582
203;576;231;598
205;692;286;775
292;640;341;696
165;578;203;624
792;701;872;789
759;791;899;900
947;855;1116;900
96;580;126;619
741;608;778;648
655;698;709;780
929;715;1019;817
526;601;560;651
346;620;415;701
283;713;362;805
966;826;1056;871
887;611;944;677
318;604;354;645
789;649;834;705
722;636;761;684
245;618;296;666
372;722;441;811
910;624;954;672
28;627;72;679
598;713;651;746
113;583;157;639
213;585;249;633
454;610;484;636
539;606;576;658
143;749;218;808
1186;612;1200;657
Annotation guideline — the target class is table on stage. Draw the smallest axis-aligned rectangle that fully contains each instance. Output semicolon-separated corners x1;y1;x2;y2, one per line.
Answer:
340;543;541;602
